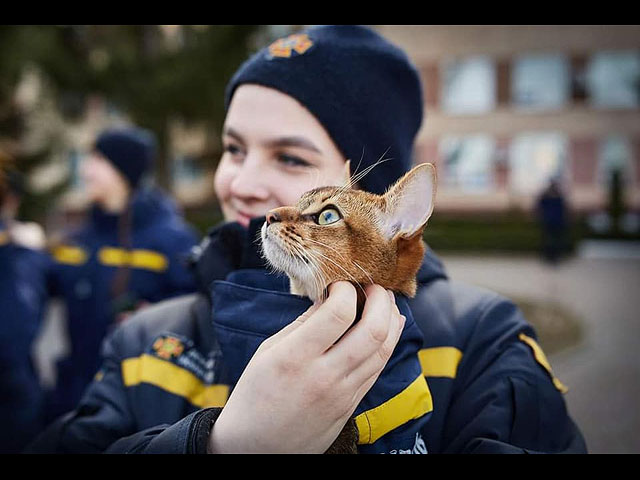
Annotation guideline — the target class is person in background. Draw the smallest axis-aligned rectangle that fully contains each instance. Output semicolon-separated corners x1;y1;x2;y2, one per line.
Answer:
45;127;199;422
536;178;569;264
0;157;50;453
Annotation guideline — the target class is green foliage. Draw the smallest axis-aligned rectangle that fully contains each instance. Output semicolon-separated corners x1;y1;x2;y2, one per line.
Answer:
424;212;580;253
0;25;265;221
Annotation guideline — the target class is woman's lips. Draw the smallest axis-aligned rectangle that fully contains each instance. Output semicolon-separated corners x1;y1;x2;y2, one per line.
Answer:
235;210;254;227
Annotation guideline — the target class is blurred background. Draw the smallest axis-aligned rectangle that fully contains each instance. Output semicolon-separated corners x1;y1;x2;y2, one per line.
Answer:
1;25;639;453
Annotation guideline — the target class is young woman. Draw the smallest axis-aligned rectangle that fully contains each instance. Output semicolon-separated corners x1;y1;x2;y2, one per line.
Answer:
45;127;199;422
28;25;587;454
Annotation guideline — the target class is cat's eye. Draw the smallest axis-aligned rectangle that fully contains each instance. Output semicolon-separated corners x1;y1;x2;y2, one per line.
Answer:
317;208;341;225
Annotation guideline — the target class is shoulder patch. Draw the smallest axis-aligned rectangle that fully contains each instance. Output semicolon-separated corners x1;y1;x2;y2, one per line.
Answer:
152;335;184;360
147;333;218;385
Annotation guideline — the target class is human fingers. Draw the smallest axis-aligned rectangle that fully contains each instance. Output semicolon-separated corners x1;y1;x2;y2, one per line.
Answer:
285;281;357;358
348;305;405;394
321;284;394;374
259;302;321;350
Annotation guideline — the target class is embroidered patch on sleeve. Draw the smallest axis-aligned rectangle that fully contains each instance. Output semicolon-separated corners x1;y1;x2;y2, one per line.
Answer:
122;333;228;407
148;333;218;385
153;336;184;360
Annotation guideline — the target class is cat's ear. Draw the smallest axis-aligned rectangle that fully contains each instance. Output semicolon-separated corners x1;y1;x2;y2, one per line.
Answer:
381;163;436;240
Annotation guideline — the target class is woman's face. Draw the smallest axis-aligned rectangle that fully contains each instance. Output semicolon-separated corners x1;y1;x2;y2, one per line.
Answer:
214;84;348;228
81;152;130;206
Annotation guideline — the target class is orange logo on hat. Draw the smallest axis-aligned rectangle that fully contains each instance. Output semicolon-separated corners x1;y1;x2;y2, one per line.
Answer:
268;33;313;58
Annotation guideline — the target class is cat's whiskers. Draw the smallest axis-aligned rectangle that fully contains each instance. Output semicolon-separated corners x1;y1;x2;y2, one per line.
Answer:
285;235;326;301
330;149;393;205
349;151;392;188
304;237;375;288
351;259;375;287
302;248;346;302
302;245;368;301
287;237;328;301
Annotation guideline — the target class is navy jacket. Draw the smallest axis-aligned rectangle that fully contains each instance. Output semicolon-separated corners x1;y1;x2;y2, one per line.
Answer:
537;191;567;230
27;218;587;454
0;221;50;453
46;188;199;420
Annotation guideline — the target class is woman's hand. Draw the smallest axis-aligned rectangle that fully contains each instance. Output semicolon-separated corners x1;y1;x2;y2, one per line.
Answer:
207;281;406;453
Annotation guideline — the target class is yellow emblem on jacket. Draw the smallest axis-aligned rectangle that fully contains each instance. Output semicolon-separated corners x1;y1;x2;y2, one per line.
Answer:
153;336;184;360
268;33;313;58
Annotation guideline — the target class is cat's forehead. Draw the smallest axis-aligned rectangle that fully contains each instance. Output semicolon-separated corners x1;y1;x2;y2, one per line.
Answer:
296;186;384;215
297;186;345;211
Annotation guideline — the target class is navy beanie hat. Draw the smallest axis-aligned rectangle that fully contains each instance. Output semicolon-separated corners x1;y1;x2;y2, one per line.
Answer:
224;25;423;195
94;127;156;189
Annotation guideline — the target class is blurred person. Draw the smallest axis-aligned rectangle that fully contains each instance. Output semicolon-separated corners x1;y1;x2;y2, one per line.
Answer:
27;26;586;454
536;178;568;264
0;158;50;452
44;127;199;422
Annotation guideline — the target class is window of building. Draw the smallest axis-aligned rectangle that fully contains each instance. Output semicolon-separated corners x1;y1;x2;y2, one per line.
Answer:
512;54;570;111
441;56;496;115
597;135;635;187
586;50;640;109
439;135;496;192
509;132;568;196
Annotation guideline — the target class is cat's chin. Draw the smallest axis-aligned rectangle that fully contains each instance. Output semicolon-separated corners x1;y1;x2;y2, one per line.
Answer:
261;222;324;303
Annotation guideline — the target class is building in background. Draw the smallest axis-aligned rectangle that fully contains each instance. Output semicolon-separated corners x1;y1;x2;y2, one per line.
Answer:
10;26;640;238
377;25;640;227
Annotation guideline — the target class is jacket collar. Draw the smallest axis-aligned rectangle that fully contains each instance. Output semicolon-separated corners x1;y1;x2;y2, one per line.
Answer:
191;217;269;294
89;187;179;232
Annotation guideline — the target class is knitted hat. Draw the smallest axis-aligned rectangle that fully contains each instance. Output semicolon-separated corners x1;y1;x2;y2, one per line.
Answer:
224;25;423;195
94;127;156;189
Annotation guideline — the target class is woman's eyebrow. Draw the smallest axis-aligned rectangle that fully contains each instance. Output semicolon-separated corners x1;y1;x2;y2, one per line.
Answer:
223;127;322;154
265;136;322;154
223;127;245;144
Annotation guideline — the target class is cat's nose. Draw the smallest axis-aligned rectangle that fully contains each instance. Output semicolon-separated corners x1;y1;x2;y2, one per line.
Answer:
266;211;281;225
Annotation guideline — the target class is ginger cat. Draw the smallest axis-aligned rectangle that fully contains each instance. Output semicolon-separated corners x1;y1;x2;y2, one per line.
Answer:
259;161;436;454
260;161;436;304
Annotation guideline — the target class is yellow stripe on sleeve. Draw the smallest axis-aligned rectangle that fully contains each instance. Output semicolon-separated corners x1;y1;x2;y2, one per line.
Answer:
121;354;229;408
52;245;89;265
98;247;168;272
418;347;463;378
354;374;433;445
518;333;569;393
130;249;168;272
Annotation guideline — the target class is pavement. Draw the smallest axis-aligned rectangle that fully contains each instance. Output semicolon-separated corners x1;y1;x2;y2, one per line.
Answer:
33;241;640;453
440;242;640;454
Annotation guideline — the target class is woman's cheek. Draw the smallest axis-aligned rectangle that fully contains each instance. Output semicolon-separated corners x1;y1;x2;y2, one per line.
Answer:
276;170;331;206
213;160;234;203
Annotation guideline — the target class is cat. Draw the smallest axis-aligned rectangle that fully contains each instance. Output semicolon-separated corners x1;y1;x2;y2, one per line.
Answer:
259;160;437;453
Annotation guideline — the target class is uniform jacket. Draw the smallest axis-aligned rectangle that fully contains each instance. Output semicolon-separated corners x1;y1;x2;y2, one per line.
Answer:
0;221;50;453
46;188;199;420
27;218;587;454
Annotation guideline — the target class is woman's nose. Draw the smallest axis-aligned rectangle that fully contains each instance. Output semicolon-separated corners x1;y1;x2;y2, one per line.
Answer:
229;159;269;201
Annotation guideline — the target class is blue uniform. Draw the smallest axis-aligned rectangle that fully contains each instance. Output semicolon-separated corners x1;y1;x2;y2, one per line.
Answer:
27;218;586;454
0;221;50;453
46;188;199;420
